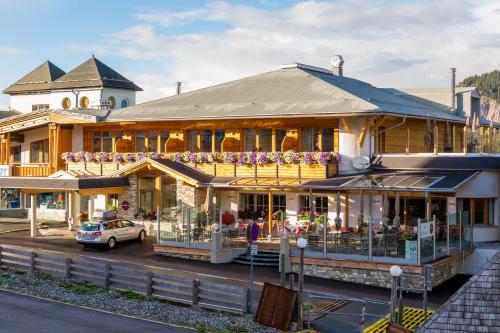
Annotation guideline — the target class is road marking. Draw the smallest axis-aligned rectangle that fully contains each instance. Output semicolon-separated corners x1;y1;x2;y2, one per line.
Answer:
0;288;197;331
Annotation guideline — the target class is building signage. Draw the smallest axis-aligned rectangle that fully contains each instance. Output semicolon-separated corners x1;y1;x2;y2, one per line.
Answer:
0;165;10;177
121;201;130;211
420;221;434;239
250;244;258;256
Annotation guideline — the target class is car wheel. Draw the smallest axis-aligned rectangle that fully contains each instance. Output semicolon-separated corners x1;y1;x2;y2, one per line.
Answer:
107;237;117;249
138;230;146;242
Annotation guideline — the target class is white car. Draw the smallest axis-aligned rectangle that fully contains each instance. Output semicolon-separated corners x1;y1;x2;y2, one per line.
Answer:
76;219;146;249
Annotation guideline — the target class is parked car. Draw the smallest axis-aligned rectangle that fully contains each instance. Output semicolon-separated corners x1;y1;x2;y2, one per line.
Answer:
76;219;146;249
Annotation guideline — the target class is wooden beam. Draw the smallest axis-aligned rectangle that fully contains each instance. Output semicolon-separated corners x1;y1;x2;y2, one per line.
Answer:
370;116;387;132
271;128;276;153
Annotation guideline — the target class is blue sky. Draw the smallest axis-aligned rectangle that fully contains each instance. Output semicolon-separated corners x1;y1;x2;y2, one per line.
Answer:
1;0;499;109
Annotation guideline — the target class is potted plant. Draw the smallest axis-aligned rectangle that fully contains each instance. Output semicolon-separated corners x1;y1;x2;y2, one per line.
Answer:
402;231;418;260
78;211;89;223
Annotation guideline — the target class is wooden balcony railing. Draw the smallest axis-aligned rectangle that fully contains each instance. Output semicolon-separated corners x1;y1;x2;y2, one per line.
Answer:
11;163;52;177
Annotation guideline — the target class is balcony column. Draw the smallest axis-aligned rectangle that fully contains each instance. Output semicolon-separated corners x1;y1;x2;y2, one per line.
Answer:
30;193;37;237
88;195;95;218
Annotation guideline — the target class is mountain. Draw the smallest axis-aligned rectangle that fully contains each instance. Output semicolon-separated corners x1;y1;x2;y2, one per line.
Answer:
459;70;500;122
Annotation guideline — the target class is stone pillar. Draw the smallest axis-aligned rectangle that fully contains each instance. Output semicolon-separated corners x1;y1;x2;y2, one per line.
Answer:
210;231;223;264
280;232;291;273
88;195;95;218
30;194;37;237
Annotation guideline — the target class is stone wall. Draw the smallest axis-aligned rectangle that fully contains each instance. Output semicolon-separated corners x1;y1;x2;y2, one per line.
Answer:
290;250;472;290
177;180;206;207
154;245;210;262
117;174;137;220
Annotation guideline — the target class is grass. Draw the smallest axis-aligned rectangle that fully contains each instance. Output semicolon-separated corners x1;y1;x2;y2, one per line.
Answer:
195;324;250;333
58;280;107;295
117;289;152;301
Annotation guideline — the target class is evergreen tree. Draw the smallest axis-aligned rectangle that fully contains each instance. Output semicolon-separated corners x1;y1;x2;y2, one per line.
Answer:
459;70;500;101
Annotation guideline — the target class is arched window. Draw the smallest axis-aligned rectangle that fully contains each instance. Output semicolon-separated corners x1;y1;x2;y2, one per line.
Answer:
79;96;89;108
121;98;129;108
107;96;116;109
61;97;71;110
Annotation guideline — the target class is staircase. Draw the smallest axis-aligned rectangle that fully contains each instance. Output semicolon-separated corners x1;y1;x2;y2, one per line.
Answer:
232;251;280;267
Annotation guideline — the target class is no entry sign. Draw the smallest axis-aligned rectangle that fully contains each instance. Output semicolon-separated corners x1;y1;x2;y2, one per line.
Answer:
121;201;130;211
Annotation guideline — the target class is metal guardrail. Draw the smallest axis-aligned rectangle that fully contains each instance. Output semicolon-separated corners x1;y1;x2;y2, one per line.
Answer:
0;244;250;314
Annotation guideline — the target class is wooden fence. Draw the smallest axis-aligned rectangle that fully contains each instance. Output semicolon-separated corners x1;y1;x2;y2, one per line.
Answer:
0;244;250;314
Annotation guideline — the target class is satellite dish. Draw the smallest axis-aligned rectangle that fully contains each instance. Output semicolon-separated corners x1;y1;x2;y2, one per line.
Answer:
353;156;370;170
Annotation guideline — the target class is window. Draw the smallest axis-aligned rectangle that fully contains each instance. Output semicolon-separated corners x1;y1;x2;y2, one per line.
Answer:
241;193;269;216
148;131;158;152
92;132;102;152
272;195;286;214
200;130;213;152
159;131;170;153
321;128;335;151
135;131;146;152
102;132;112;152
10;145;21;163
61;97;71;110
79;96;89;108
107;194;119;209
214;130;225;152
259;129;272;151
121;98;129;108
107;96;116;109
473;198;494;225
30;139;49;163
32;104;49;112
299;195;328;214
188;130;198;151
244;129;257;151
275;129;287;152
301;128;319;151
37;192;65;209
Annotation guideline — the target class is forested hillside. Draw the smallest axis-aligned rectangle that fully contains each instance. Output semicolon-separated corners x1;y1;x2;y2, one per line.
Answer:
459;70;500;122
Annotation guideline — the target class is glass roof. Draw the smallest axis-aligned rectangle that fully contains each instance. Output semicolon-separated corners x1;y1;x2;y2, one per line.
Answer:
350;174;443;190
228;177;302;187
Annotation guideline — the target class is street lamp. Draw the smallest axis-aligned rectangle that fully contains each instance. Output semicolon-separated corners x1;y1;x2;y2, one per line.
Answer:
389;265;402;323
297;237;308;330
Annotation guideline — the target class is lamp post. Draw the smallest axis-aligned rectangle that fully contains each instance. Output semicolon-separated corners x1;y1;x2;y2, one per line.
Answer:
297;237;308;330
389;265;403;323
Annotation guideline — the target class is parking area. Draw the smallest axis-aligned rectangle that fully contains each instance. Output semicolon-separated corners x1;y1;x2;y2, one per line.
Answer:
0;223;470;313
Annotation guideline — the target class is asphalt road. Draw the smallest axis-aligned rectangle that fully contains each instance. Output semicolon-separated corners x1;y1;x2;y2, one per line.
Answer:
0;228;470;310
0;290;194;333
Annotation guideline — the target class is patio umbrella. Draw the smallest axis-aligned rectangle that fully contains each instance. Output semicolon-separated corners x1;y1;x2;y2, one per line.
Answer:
204;185;215;222
393;192;401;228
357;191;364;225
334;191;342;230
382;192;390;228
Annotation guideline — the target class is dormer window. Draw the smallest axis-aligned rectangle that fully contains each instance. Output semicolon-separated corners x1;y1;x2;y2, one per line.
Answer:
79;96;89;108
121;98;129;108
108;96;116;109
62;97;71;110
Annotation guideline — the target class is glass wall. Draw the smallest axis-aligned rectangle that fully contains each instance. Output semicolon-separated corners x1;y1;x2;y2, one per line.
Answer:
243;129;257;151
259;129;272;151
148;131;158;152
136;131;146;152
159;131;169;153
275;129;287;152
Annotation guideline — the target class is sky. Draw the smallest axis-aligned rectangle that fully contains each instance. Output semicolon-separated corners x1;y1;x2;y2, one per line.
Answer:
1;0;499;109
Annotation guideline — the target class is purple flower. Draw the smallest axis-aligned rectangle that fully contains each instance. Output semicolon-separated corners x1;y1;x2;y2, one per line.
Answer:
113;153;123;162
249;151;257;165
304;152;314;165
319;152;328;165
188;153;197;163
174;153;182;162
125;153;135;162
257;152;267;165
238;152;246;166
148;152;160;159
224;152;235;163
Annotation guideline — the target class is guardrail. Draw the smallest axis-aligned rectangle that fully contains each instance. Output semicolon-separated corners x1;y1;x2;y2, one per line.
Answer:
0;244;250;314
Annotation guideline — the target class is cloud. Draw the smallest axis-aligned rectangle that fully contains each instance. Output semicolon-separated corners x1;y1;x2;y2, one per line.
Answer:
73;0;500;103
0;46;27;56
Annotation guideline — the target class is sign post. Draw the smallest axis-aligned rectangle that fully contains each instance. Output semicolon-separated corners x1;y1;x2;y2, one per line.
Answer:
121;201;130;211
248;242;257;312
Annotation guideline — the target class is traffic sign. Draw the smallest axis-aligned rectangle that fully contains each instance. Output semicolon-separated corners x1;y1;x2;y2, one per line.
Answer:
121;201;130;211
250;244;258;256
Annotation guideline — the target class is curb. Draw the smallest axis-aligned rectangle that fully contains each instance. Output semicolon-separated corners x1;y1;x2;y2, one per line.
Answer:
0;287;197;331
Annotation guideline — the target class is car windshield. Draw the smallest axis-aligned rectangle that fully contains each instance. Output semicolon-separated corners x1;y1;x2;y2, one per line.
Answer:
80;223;100;231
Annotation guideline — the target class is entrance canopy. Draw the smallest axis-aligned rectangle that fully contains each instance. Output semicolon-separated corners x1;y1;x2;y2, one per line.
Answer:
0;175;129;194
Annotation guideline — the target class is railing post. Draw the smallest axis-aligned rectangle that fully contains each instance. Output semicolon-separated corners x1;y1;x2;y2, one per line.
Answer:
242;288;250;314
104;263;110;288
433;215;436;261
146;271;153;296
29;252;36;273
361;301;366;329
0;246;2;269
192;279;200;305
280;254;285;287
65;258;72;279
417;218;421;265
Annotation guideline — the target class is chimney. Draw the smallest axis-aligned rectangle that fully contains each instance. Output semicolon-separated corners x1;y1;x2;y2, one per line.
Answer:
331;55;344;76
450;68;456;112
176;82;182;95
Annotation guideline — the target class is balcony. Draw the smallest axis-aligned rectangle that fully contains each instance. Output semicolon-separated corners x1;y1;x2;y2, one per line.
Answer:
63;151;339;179
11;163;52;177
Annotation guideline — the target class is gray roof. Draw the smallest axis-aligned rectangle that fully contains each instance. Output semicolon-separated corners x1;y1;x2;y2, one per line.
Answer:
0;110;21;119
3;61;65;94
417;251;500;333
51;57;142;91
372;155;500;170
105;63;469;123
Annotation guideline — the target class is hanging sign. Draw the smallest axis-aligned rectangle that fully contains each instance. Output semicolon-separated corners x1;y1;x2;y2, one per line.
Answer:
121;201;130;211
420;221;434;239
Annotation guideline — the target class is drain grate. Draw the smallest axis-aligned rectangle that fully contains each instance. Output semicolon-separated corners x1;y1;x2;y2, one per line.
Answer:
308;298;348;320
363;307;435;333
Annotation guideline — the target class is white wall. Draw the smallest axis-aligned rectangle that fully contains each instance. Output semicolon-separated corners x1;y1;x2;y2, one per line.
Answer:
9;126;49;163
9;87;136;113
10;93;52;113
338;117;372;174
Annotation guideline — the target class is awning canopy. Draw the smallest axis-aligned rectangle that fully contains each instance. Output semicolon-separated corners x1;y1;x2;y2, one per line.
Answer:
0;176;129;193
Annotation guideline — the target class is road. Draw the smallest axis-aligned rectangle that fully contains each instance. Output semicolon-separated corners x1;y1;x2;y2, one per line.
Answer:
0;290;194;333
0;228;470;309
